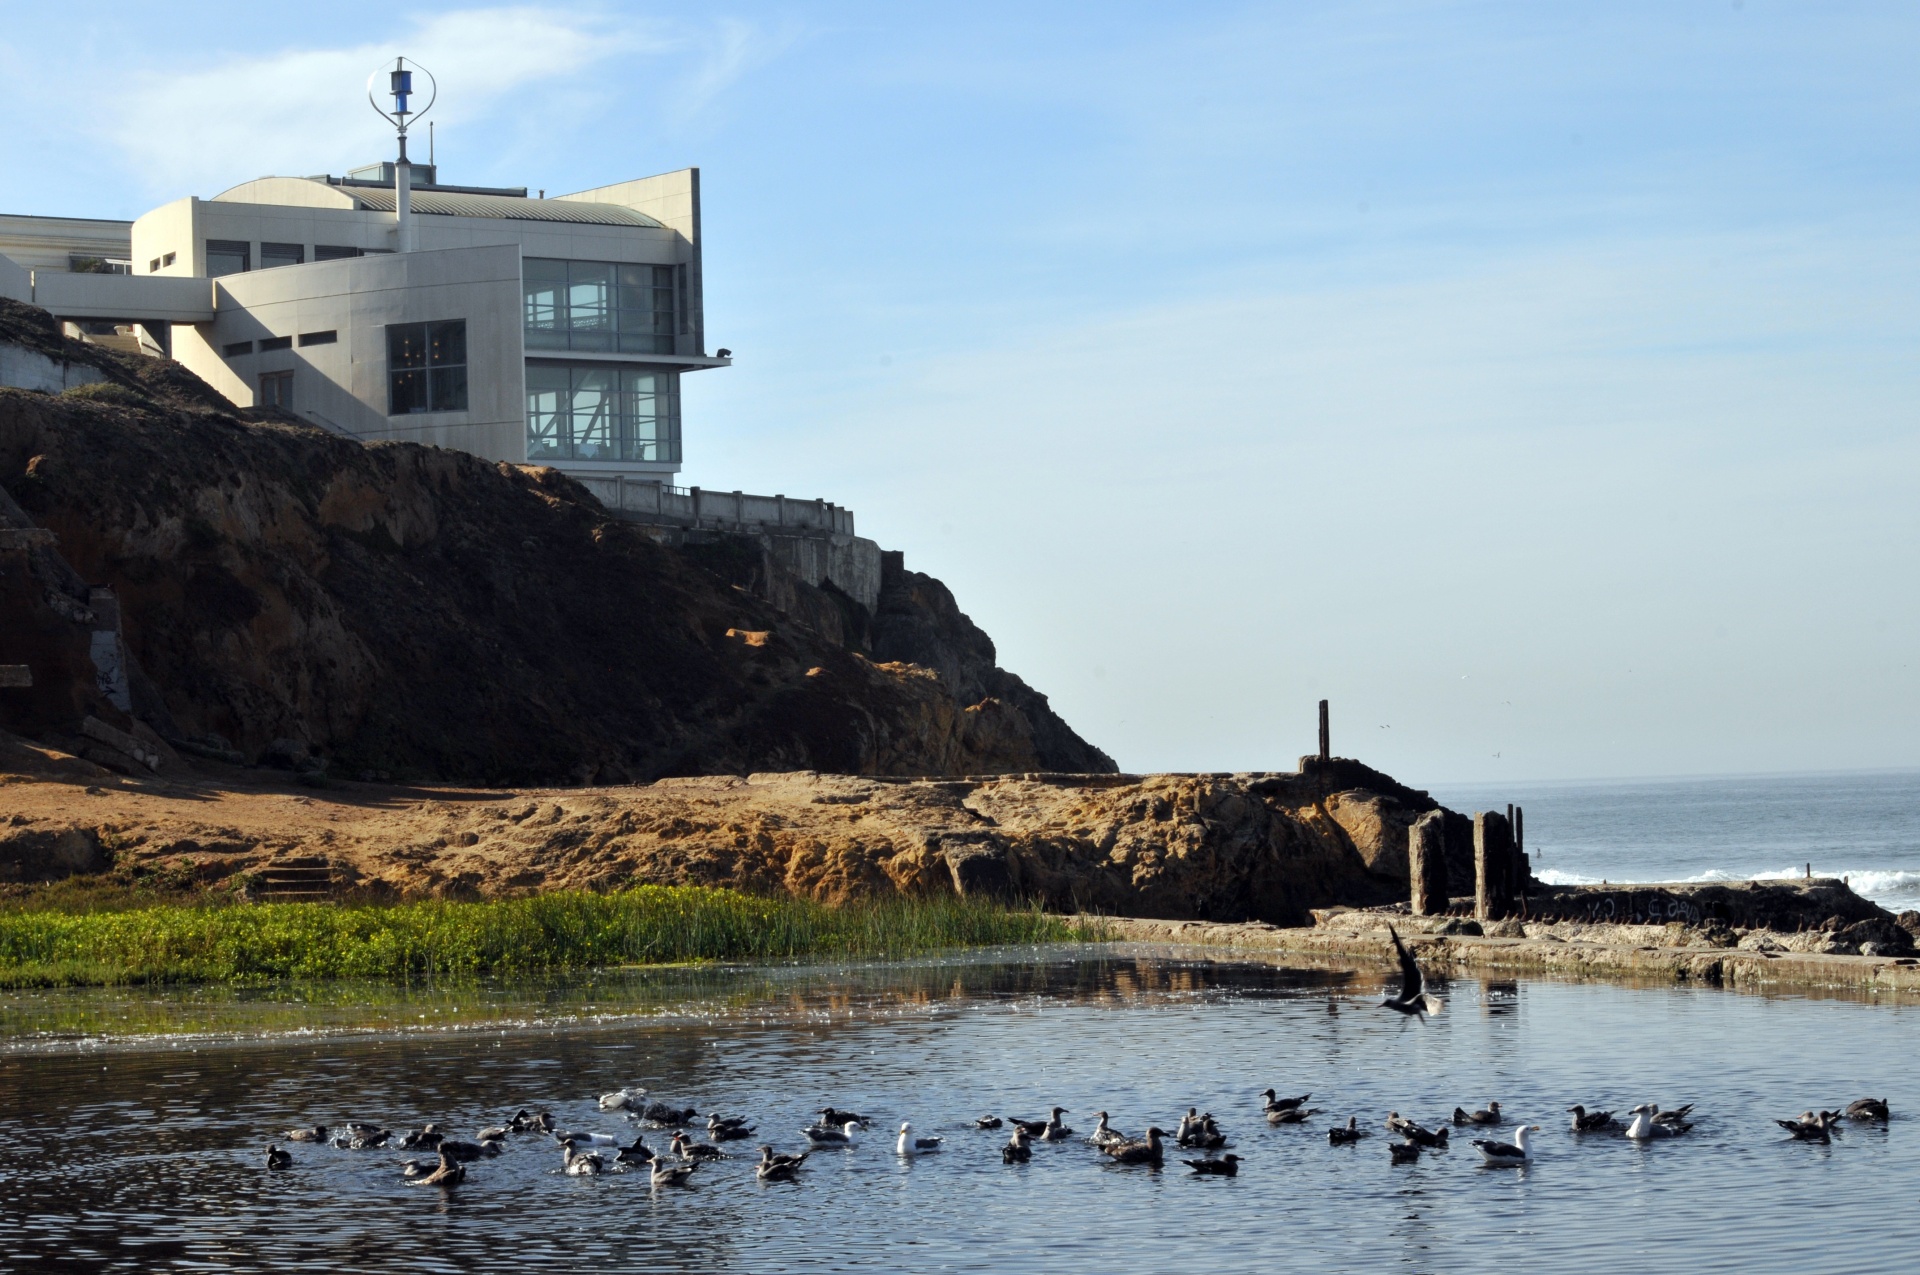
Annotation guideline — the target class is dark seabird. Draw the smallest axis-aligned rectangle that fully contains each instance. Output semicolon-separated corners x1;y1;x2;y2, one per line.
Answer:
1088;1112;1127;1149
266;1145;292;1170
334;1124;390;1149
615;1135;653;1164
1845;1098;1890;1123
1266;1105;1320;1125
1777;1111;1838;1143
707;1114;756;1141
1103;1127;1168;1167
420;1148;466;1187
1038;1108;1075;1141
670;1132;725;1163
975;1115;1004;1130
802;1120;862;1147
1381;926;1444;1016
1003;1126;1033;1162
510;1110;555;1134
821;1107;872;1129
441;1137;499;1162
1389;1141;1421;1164
1182;1114;1226;1150
1183;1154;1241;1176
638;1101;701;1127
1472;1124;1541;1165
896;1122;944;1155
753;1145;806;1182
282;1126;328;1143
650;1153;699;1187
1261;1090;1311;1114
1328;1117;1369;1145
1453;1103;1502;1127
1567;1105;1618;1133
1386;1113;1450;1145
397;1124;444;1152
1653;1104;1694;1127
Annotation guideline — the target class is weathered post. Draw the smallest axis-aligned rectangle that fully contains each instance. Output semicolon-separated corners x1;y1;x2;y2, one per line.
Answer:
1474;810;1515;921
1409;810;1448;916
1318;699;1330;762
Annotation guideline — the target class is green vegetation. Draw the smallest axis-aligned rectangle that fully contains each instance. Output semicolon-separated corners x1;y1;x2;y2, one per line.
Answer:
0;886;1091;988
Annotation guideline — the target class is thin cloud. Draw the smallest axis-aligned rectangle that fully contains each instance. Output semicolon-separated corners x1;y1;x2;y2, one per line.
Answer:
104;8;672;195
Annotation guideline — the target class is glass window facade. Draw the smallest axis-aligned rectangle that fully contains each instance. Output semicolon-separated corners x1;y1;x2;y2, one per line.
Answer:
206;240;250;277
526;364;680;463
260;242;304;269
524;259;679;355
387;320;469;414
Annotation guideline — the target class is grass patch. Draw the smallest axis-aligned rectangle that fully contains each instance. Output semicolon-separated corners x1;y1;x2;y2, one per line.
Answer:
0;886;1092;988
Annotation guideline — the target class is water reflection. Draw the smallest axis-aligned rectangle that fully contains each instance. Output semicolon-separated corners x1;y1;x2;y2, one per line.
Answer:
0;948;1916;1273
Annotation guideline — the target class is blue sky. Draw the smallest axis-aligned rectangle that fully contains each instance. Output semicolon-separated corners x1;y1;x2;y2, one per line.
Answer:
3;2;1916;782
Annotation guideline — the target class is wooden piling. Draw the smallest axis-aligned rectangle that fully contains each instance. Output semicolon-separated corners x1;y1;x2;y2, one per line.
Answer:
1317;699;1329;762
1409;811;1448;916
1474;810;1515;921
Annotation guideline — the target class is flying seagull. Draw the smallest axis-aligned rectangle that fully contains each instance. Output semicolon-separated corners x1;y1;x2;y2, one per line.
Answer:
1381;926;1444;1016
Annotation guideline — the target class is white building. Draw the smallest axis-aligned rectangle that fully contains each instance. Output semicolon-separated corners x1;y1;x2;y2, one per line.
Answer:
1;165;728;490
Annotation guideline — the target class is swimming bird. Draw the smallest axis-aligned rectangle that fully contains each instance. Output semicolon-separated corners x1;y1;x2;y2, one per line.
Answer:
754;1146;807;1182
649;1153;698;1187
821;1106;872;1129
802;1120;862;1147
1648;1103;1694;1128
282;1126;327;1143
1777;1111;1839;1143
707;1114;756;1142
556;1130;618;1149
397;1124;444;1152
1381;926;1444;1016
266;1145;292;1170
1102;1127;1168;1167
476;1125;509;1144
1624;1105;1692;1139
1261;1090;1311;1115
974;1115;1004;1130
615;1135;653;1164
1088;1112;1127;1149
1845;1098;1890;1123
561;1144;604;1176
1003;1126;1033;1162
897;1122;943;1155
637;1101;701;1127
399;1158;431;1179
1265;1105;1320;1125
510;1110;555;1134
1038;1108;1075;1141
1473;1124;1541;1166
599;1087;647;1111
1183;1154;1241;1176
438;1139;500;1162
334;1124;390;1149
1453;1103;1502;1126
419;1148;466;1187
1389;1141;1421;1164
1182;1114;1226;1149
1008;1112;1057;1136
1567;1105;1618;1133
1175;1108;1203;1143
1328;1117;1369;1145
670;1132;725;1163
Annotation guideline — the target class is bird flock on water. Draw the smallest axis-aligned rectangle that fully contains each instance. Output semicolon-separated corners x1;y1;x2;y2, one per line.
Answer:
258;927;1895;1186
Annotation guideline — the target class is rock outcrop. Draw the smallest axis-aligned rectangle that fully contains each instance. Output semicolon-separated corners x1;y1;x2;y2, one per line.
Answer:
0;298;1109;785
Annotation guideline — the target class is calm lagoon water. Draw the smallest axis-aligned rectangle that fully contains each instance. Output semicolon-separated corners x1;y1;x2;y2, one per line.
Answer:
2;945;1916;1274
1432;770;1920;911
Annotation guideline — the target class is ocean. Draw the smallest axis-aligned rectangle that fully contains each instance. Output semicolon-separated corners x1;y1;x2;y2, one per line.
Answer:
1429;769;1920;914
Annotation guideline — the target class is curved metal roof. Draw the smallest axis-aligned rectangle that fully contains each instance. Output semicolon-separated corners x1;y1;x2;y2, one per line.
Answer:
349;188;662;227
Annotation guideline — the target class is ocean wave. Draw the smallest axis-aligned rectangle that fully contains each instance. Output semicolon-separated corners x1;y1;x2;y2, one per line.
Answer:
1533;866;1920;908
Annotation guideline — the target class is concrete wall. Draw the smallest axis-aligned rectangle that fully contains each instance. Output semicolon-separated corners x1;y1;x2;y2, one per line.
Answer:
0;253;27;303
190;244;526;459
27;273;214;323
0;341;108;393
0;214;133;273
574;477;857;536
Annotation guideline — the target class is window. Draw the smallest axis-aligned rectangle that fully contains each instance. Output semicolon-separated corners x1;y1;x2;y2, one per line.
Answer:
525;364;680;463
259;371;293;409
298;330;337;347
68;255;129;275
223;340;254;357
206;240;250;277
259;336;292;352
314;245;360;261
149;258;161;273
387;320;468;414
260;242;304;269
524;259;679;355
164;252;176;267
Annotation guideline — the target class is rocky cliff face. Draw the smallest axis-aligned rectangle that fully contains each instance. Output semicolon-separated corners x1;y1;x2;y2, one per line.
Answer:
0;298;1109;784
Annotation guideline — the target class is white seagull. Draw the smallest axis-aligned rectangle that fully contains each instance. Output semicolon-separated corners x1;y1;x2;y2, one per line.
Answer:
896;1122;943;1155
802;1120;862;1147
598;1087;647;1111
1625;1104;1692;1140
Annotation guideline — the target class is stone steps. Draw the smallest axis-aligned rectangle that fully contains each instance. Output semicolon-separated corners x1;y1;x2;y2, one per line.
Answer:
255;858;336;901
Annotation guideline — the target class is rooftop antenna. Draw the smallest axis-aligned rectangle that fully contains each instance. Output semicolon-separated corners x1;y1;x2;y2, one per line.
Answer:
367;56;436;253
